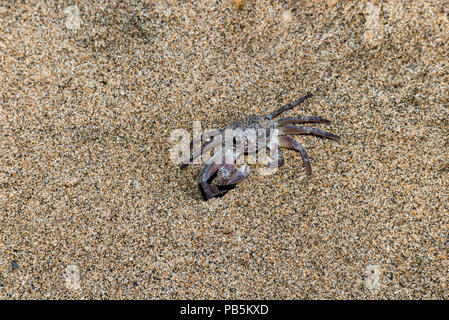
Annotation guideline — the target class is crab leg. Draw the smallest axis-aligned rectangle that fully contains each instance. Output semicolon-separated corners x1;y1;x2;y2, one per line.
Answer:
276;116;330;125
266;145;285;168
268;92;313;119
279;125;340;140
278;136;312;176
189;134;223;166
180;129;222;169
189;129;221;153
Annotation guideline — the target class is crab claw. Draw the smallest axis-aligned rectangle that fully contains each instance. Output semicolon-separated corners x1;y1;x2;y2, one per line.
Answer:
216;164;250;186
199;181;224;200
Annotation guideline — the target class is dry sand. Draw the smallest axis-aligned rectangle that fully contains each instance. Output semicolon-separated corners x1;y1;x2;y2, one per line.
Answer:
0;0;448;299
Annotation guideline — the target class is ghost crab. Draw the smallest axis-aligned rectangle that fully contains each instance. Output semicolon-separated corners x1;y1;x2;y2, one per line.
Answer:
181;93;340;200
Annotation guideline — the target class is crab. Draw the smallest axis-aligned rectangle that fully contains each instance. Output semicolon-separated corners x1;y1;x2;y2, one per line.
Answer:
181;93;340;200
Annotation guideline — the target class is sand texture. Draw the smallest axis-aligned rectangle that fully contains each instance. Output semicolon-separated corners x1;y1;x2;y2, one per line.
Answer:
0;0;448;299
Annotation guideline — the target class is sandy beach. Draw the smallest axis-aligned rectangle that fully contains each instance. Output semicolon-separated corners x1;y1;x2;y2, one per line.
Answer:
0;0;448;299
